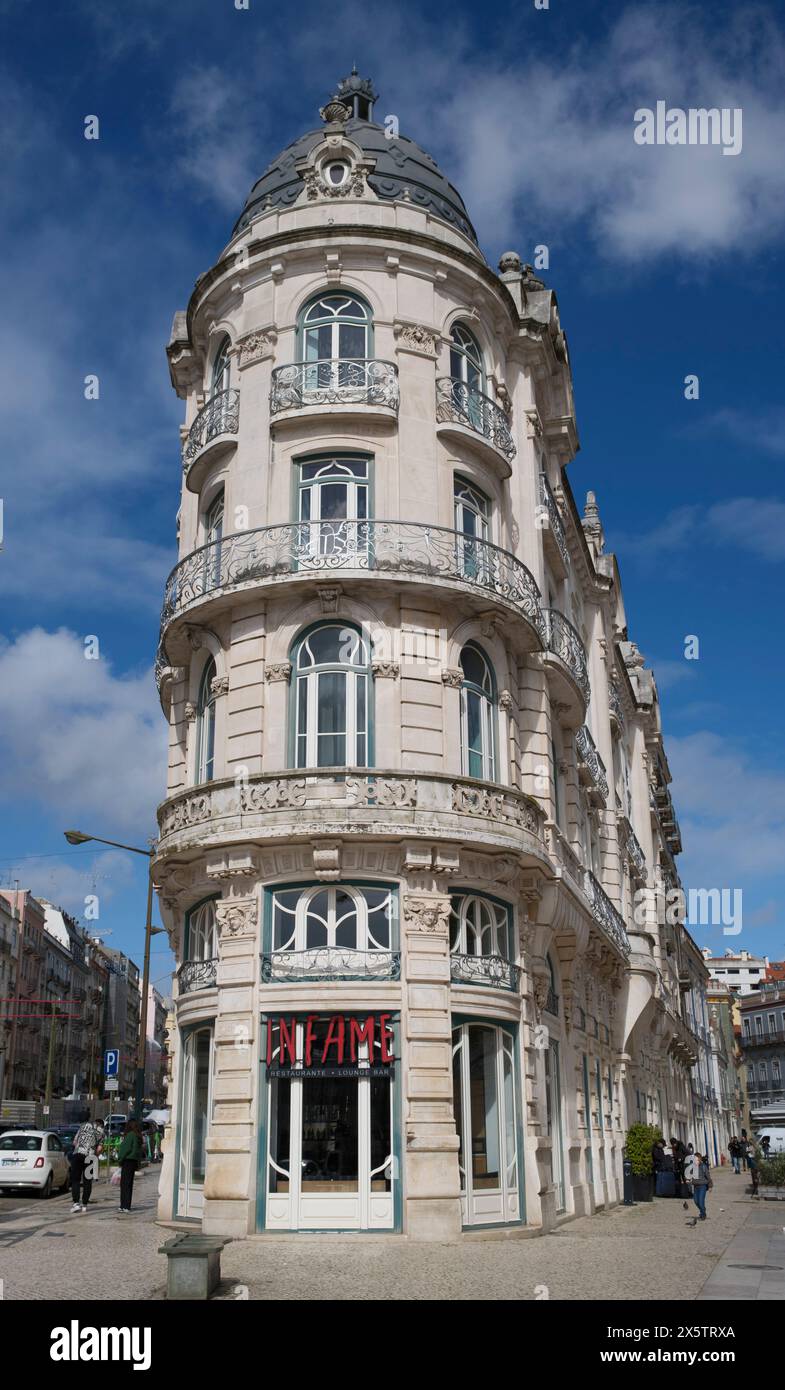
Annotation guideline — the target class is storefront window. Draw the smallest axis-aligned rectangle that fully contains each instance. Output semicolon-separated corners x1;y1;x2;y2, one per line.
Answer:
177;1025;213;1218
263;1013;395;1232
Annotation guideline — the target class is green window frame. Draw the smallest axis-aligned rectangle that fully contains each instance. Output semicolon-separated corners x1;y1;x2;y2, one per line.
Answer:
288;621;373;770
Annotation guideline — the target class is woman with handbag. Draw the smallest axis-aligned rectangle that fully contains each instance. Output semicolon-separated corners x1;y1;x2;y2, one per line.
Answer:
684;1150;712;1220
117;1120;143;1215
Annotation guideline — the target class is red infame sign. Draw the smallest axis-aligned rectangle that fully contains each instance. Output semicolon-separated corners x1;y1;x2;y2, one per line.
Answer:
265;1013;394;1067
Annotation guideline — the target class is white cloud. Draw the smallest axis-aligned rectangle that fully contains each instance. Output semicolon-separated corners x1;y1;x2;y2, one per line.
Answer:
668;732;785;894
0;629;167;838
619;495;785;565
0;851;135;920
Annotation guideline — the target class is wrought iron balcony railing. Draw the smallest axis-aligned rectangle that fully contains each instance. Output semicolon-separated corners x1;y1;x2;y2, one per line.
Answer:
545;609;590;702
575;725;609;803
544;987;560;1016
450;952;521;992
261;948;400;983
178;958;218;994
182;388;239;467
626;827;647;879
608;680;625;733
538;474;570;569
158;519;546;646
743;1028;785;1048
436;377;516;462
270;358;399;415
584;870;631;956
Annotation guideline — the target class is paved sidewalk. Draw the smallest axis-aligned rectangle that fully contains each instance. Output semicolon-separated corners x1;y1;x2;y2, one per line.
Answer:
0;1164;781;1300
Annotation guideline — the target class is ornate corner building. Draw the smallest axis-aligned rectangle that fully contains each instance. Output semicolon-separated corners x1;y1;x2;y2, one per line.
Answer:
153;72;726;1238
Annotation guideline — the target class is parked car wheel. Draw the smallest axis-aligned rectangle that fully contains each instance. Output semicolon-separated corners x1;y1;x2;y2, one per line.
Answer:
40;1173;53;1199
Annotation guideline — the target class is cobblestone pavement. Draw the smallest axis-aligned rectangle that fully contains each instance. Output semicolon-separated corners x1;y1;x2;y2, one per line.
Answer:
0;1165;781;1301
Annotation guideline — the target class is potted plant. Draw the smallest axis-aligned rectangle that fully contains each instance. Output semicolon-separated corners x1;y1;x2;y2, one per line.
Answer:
625;1123;661;1201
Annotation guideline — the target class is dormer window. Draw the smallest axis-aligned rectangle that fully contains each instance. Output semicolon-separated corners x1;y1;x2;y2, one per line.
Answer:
324;161;349;187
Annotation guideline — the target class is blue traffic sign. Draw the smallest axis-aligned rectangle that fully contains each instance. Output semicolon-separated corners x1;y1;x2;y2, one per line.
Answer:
104;1048;120;1078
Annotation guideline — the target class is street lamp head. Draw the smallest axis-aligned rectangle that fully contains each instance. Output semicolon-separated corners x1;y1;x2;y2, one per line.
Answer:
64;830;92;845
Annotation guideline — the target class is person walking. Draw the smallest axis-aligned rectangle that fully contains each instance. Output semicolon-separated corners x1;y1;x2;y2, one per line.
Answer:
740;1129;748;1171
117;1120;143;1215
671;1136;687;1188
746;1140;760;1197
728;1136;741;1174
685;1150;712;1221
70;1112;104;1212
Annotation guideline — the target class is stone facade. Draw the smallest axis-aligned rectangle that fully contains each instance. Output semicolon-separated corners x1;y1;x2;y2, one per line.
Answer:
153;76;712;1237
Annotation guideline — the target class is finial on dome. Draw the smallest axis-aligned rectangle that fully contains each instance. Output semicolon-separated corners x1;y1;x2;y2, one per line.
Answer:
333;69;378;120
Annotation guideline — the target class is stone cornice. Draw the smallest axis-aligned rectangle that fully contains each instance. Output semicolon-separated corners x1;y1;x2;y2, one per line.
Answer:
182;223;518;349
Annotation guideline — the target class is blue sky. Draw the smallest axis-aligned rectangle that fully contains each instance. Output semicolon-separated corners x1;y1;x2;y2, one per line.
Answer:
1;0;783;987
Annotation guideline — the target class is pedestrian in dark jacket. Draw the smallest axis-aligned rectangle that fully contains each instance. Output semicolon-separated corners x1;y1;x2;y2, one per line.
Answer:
117;1121;143;1214
729;1137;741;1174
652;1139;665;1172
685;1151;712;1220
670;1136;687;1185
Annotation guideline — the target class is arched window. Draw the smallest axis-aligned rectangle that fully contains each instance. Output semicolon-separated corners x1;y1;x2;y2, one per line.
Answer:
187;899;218;962
271;885;393;954
545;954;559;1015
297;455;369;563
202;488;225;591
449;322;484;393
449;894;511;961
196;658;217;782
293;623;371;768
211;336;232;395
454;475;490;580
300;293;371;365
460;642;496;780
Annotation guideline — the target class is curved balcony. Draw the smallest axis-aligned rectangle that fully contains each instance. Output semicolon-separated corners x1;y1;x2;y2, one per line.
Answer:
584;870;630;957
270;358;399;423
177;958;218;994
538;474;570;575
155;768;549;868
435;377;515;473
575;725;608;806
182;388;239;491
261;948;400;983
543;609;590;726
450;952;521;992
157;519;545;667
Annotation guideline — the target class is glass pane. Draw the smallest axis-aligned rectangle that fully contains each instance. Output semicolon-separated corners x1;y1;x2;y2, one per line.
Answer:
318;671;345;735
319;483;348;520
338;323;366;360
305;324;331;361
268;1071;291;1193
301;1073;358;1191
299;487;311;521
334;891;358;947
296;678;308;751
305;891;329;948
304;626;344;665
357;486;368;519
189;1030;211;1186
503;1041;517;1186
365;890;391;949
469;1026;501;1188
370;1076;392;1191
452;1036;466;1191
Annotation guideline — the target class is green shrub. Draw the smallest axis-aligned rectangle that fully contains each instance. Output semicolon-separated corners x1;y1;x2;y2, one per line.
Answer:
759;1155;785;1188
625;1123;662;1177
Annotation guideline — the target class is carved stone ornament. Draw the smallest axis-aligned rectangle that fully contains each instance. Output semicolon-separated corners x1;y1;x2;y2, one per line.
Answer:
183;702;197;723
313;840;342;881
158;793;210;838
215;895;258;938
532;971;550;1016
210;675;230;698
403;894;452;935
441;667;464;689
499;689;514;713
392;320;439;358
265;661;292;683
305;165;367;201
371;660;400;680
346;776;416;808
319;98;352;124
236;328;277;369
240;778;305;812
317;585;342;614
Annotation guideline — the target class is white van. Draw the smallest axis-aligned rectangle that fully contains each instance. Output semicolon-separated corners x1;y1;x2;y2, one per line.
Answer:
755;1126;785;1155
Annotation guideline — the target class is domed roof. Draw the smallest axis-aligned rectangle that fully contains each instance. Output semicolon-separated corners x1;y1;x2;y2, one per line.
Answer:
232;74;478;245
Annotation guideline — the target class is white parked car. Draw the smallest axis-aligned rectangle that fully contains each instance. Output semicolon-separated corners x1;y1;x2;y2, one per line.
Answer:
0;1130;71;1198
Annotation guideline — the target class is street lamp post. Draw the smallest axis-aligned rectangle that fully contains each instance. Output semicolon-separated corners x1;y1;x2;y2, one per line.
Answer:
64;830;164;1121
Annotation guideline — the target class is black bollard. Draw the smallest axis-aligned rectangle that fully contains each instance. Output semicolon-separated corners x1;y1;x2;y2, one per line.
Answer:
623;1153;636;1205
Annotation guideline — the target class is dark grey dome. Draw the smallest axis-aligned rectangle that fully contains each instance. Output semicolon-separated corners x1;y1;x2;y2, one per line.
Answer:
232;116;478;245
